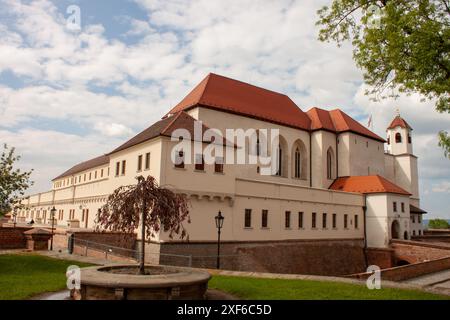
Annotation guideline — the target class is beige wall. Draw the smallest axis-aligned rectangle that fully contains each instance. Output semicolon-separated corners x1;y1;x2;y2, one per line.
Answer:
159;178;364;242
366;193;411;248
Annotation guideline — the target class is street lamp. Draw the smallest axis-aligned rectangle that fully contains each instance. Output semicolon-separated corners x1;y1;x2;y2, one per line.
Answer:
215;211;224;269
12;207;17;228
50;206;57;251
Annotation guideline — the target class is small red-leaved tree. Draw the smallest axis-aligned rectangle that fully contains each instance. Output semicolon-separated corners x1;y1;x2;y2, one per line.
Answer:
96;175;190;274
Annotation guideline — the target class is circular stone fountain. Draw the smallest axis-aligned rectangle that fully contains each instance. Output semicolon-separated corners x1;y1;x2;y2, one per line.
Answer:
78;265;211;300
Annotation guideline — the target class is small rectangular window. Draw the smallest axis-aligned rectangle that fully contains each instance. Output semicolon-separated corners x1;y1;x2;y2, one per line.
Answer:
145;152;150;170
261;210;268;228
355;214;359;229
401;202;405;212
195;154;204;171
344;214;348;229
244;209;252;228
84;174;86;182
418;215;422;223
285;211;291;228
322;213;327;229
101;169;104;178
137;155;143;172
393;202;397;212
298;212;303;229
89;172;92;180
116;162;120;176
215;157;224;173
122;160;126;175
332;213;337;229
312;212;317;229
94;171;97;179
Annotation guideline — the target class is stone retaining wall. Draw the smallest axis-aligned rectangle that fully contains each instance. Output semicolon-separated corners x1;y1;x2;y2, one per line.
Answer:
350;256;450;282
159;238;367;276
0;226;32;249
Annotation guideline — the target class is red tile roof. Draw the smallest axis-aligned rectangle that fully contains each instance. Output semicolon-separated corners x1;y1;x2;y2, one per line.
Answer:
387;116;412;130
167;73;312;130
329;175;411;195
109;111;233;155
53;154;109;181
307;107;385;142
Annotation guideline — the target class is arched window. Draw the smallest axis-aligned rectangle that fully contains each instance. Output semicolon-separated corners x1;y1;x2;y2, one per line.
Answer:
326;148;334;180
276;144;283;176
395;132;402;143
294;147;301;178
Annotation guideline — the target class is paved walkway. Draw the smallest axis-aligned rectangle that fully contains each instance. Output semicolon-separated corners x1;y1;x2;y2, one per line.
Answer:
404;269;450;295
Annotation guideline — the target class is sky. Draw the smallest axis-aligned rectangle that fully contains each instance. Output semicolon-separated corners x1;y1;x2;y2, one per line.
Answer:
1;0;449;219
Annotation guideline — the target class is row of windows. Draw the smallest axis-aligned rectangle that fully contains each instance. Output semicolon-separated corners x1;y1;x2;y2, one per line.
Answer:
412;230;422;236
21;208;89;222
115;153;151;177
387;132;412;145
411;215;422;223
54;167;109;188
244;209;359;230
175;152;224;173
393;201;406;213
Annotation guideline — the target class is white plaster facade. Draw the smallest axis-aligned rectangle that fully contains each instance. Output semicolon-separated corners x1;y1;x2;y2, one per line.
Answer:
19;75;425;249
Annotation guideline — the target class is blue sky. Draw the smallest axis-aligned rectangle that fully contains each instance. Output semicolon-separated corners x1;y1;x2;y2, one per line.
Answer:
1;0;449;218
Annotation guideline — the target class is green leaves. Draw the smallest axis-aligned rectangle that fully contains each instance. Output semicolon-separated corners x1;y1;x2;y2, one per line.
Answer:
0;144;34;216
317;0;450;156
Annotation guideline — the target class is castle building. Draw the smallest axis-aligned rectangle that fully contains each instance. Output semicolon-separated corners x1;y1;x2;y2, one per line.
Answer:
18;74;426;254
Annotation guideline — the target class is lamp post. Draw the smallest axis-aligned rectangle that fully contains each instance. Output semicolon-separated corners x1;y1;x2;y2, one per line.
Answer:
50;206;56;251
214;211;224;269
12;207;17;228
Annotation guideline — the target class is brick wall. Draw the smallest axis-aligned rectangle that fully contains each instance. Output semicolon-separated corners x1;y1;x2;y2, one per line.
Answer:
391;240;450;264
0;226;32;249
366;247;394;269
159;238;367;276
350;256;450;281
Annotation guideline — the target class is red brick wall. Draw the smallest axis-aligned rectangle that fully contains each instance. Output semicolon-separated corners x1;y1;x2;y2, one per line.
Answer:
350;256;450;281
160;239;367;276
0;227;32;249
366;247;394;269
72;231;136;250
391;240;450;264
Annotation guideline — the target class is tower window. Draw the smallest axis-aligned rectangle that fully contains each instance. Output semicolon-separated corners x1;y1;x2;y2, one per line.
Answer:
408;134;412;143
395;133;402;143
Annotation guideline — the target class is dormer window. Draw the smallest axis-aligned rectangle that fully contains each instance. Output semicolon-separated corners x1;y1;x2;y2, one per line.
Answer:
395;133;402;143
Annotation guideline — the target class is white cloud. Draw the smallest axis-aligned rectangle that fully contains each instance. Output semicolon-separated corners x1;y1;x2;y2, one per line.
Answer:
94;122;133;137
432;181;450;194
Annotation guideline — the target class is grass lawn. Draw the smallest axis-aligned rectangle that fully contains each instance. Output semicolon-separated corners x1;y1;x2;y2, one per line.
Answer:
209;275;450;300
0;254;93;300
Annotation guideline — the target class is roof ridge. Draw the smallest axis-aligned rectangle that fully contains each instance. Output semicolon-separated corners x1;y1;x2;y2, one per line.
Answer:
208;73;291;97
161;111;185;136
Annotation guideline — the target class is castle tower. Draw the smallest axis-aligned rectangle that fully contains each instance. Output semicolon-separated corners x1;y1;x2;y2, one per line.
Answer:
386;111;420;206
386;111;413;155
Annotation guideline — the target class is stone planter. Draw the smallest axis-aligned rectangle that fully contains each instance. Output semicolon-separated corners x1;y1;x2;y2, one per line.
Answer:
24;228;52;251
78;265;211;300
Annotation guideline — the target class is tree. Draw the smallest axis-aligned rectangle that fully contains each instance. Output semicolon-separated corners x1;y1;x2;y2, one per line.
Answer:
317;0;450;157
96;175;190;275
428;218;450;229
0;144;33;216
